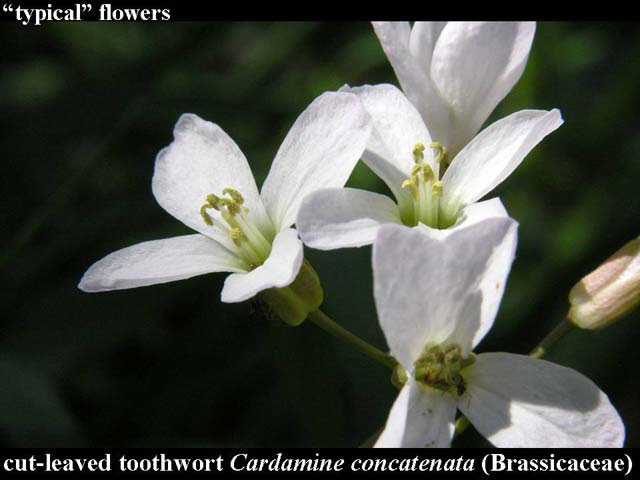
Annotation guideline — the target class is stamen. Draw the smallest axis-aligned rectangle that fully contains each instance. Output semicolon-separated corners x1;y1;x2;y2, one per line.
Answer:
219;198;240;216
206;193;221;210
411;163;433;182
414;343;474;396
412;143;425;163
432;181;443;197
229;227;245;245
401;142;447;228
430;142;444;161
222;188;244;205
402;178;419;199
198;187;273;265
200;205;214;226
431;142;450;177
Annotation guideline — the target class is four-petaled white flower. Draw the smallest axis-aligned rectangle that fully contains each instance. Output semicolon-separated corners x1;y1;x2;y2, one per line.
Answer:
372;218;624;448
297;84;563;250
76;25;626;449
79;91;371;304
372;21;536;156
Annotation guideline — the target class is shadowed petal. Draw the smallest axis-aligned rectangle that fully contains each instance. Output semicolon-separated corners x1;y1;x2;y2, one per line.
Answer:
79;234;245;292
375;381;457;448
152;114;274;249
260;91;371;232
221;228;303;303
373;217;518;367
341;84;431;212
442;109;563;217
430;22;536;151
296;187;402;250
460;353;625;447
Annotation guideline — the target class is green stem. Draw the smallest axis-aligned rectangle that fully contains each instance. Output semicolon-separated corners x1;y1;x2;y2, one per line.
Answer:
529;318;575;359
454;415;470;435
454;317;575;440
308;310;397;369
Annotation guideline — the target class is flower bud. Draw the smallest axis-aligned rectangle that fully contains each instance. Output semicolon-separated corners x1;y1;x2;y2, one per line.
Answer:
390;364;408;389
256;259;323;327
568;236;640;329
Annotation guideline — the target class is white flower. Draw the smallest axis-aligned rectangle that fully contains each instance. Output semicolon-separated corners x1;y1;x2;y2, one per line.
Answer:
372;21;536;156
79;91;371;306
297;84;562;249
372;219;625;448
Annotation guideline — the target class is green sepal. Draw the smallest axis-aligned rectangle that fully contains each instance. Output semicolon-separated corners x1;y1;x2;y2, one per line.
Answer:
391;363;408;390
256;258;323;326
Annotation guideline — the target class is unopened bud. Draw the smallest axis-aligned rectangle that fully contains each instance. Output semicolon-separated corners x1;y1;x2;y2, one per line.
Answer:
391;364;408;389
568;236;640;329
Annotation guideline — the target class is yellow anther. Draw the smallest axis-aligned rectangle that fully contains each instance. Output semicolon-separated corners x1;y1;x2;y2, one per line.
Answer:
430;142;446;163
206;194;221;210
444;344;462;364
421;164;433;181
411;163;433;183
223;188;244;205
414;343;473;396
200;204;214;226
432;181;443;197
219;198;240;215
402;179;419;199
229;227;245;246
412;143;425;163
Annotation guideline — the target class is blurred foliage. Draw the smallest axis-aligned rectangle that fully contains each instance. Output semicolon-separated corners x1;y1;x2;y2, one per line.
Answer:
1;22;639;448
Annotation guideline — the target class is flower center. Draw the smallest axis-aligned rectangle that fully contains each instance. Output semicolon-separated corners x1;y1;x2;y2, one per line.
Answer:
401;143;454;229
200;188;272;269
414;343;474;396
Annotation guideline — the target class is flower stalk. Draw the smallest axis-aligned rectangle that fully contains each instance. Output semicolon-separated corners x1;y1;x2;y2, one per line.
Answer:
307;310;397;369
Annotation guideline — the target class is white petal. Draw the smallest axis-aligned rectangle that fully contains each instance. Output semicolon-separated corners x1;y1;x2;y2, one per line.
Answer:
78;234;245;292
152;113;274;250
373;217;517;368
372;22;451;147
341;84;431;211
371;22;419;96
412;199;516;353
260;91;371;232
455;197;508;227
375;381;456;448
413;197;508;243
296;188;402;250
430;22;536;151
442;109;563;216
408;22;448;72
460;353;625;447
451;203;517;351
220;228;303;303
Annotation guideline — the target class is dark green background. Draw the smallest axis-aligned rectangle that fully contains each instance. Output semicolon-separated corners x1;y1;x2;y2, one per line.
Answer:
1;22;639;447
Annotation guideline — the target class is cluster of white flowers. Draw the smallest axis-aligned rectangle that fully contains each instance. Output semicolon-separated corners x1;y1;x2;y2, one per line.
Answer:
79;22;625;448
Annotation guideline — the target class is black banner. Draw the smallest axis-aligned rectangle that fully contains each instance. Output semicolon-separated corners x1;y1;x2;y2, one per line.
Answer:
0;448;635;478
0;0;628;21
